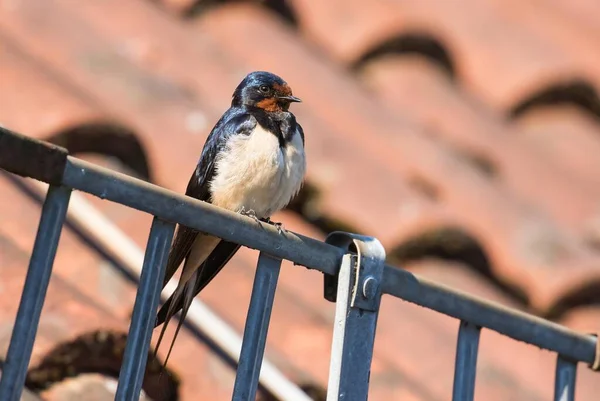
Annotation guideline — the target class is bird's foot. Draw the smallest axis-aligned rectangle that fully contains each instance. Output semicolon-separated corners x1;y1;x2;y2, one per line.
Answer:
265;217;286;234
240;206;261;224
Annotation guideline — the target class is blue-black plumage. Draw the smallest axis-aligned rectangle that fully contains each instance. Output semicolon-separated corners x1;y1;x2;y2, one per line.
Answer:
153;71;305;367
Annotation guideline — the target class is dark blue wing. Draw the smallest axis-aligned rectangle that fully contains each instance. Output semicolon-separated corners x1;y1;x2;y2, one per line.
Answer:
160;110;257;287
155;110;256;327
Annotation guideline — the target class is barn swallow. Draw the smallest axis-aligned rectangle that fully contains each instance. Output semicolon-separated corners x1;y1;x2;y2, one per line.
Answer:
153;71;305;367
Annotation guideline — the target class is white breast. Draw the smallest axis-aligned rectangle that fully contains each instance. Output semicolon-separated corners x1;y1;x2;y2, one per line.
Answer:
210;124;306;218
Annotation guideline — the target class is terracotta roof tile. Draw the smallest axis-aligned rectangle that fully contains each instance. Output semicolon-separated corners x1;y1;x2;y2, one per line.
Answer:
0;40;101;137
359;55;600;228
289;0;600;117
1;0;600;399
289;0;584;108
514;105;600;190
476;0;600;97
543;0;600;39
560;306;600;336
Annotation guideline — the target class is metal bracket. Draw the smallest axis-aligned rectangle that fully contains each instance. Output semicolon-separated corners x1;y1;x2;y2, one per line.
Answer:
323;232;386;401
324;232;386;312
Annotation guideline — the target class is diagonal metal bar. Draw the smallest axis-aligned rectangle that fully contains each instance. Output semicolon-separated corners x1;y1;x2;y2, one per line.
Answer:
232;252;282;401
554;355;577;401
452;321;481;401
115;217;175;401
0;185;71;401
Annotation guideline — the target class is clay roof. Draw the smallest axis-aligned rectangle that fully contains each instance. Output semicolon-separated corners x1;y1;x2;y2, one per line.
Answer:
1;0;600;399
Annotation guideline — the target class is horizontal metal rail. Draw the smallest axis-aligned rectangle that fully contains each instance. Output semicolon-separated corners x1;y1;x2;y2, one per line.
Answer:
61;157;599;366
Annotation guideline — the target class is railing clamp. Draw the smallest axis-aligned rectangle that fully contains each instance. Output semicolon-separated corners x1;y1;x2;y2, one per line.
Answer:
323;232;385;312
587;333;600;371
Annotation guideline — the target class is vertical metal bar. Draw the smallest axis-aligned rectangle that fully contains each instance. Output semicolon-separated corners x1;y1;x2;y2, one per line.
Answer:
0;185;71;401
115;217;175;401
232;252;282;401
327;254;382;401
326;254;358;400
452;321;481;401
325;234;385;401
554;355;577;401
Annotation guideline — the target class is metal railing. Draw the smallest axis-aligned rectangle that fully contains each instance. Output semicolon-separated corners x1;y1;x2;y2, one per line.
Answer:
0;126;599;401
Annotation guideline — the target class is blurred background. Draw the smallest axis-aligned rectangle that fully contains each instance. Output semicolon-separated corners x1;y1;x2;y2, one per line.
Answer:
1;0;600;399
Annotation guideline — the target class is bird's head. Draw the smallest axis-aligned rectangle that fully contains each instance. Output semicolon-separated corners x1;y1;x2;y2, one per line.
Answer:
232;71;301;112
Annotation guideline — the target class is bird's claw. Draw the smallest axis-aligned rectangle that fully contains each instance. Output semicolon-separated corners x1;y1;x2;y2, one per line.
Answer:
265;217;286;234
240;206;260;223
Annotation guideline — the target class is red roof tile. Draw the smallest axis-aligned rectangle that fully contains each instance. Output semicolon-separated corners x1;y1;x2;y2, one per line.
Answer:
360;55;600;226
543;0;600;39
0;40;102;137
514;105;600;192
1;0;600;399
560;306;600;335
289;0;600;110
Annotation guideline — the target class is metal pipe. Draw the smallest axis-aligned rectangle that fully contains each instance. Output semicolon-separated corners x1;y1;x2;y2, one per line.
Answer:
554;356;577;401
0;185;71;401
115;218;175;401
452;321;481;401
232;253;282;401
62;157;342;275
382;267;598;365
59;157;599;365
24;179;312;401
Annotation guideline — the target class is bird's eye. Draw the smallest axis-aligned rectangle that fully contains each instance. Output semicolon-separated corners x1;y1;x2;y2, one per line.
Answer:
259;85;270;93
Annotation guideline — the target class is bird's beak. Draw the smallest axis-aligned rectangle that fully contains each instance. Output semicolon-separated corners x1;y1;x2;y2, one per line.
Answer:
278;95;302;103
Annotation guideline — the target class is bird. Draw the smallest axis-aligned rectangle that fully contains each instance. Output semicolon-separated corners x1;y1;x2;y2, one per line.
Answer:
152;71;306;368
